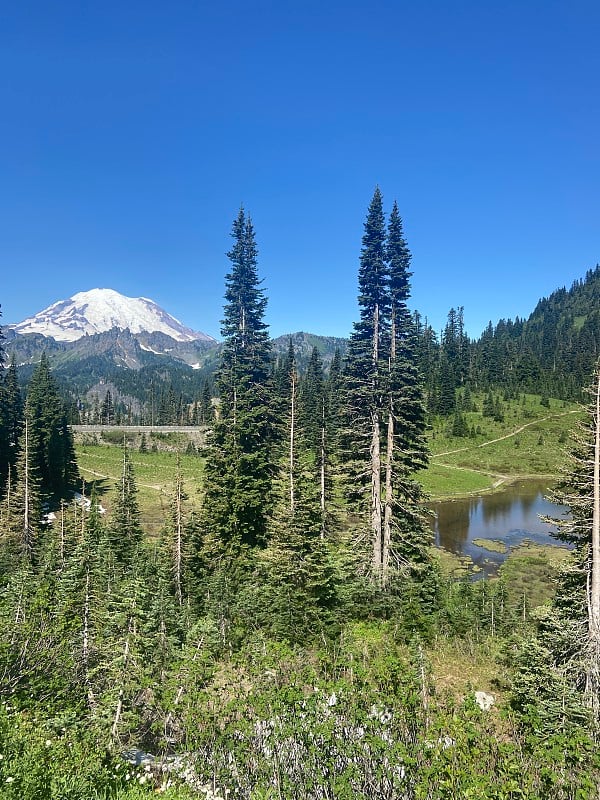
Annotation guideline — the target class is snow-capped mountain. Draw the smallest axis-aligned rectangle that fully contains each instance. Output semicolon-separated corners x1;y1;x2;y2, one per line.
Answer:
11;288;215;343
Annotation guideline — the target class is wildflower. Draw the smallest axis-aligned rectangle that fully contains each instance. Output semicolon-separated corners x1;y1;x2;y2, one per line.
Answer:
45;740;52;747
6;777;14;783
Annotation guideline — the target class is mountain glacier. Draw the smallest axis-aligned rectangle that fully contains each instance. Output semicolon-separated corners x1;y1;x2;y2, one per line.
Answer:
11;288;215;343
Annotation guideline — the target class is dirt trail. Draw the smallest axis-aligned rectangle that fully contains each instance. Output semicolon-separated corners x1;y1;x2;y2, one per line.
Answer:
433;409;581;458
79;466;164;491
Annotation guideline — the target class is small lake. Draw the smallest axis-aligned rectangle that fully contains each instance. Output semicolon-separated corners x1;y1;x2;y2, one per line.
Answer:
429;479;570;574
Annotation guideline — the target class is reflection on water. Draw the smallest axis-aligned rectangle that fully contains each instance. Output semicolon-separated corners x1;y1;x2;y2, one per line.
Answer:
429;479;570;573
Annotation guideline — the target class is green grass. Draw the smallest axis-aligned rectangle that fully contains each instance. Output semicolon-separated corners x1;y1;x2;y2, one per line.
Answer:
423;393;583;499
420;462;493;497
74;392;583;526
499;541;572;611
472;538;508;554
75;443;205;533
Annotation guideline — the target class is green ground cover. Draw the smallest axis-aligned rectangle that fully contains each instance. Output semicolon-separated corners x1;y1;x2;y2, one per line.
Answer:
75;441;205;533
423;393;583;499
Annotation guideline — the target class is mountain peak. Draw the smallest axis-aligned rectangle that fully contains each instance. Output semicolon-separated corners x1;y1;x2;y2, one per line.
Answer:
12;288;215;343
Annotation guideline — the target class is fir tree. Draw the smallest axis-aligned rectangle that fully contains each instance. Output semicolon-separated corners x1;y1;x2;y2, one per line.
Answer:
550;362;600;724
200;379;212;424
259;337;337;640
25;354;79;498
100;390;114;425
343;187;389;581
383;202;429;578
0;362;23;491
1;418;43;565
343;190;429;586
108;447;143;565
200;208;274;556
513;362;600;734
161;456;190;607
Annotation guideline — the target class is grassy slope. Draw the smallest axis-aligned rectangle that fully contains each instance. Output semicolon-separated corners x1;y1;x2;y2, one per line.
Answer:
421;393;583;499
76;438;205;533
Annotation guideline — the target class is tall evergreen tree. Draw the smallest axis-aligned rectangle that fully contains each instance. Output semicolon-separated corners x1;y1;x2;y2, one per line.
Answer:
109;447;143;565
383;202;429;578
4;356;23;472
549;361;600;724
199;380;213;424
1;418;43;564
513;362;600;734
161;456;190;607
200;208;273;556
343;190;429;586
25;354;78;498
0;306;10;490
343;187;389;581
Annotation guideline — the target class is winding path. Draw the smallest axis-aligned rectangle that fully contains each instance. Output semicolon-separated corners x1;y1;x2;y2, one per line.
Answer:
429;408;582;496
432;409;581;458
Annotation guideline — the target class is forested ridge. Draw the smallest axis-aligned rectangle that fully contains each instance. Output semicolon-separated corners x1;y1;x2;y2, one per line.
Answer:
0;194;599;798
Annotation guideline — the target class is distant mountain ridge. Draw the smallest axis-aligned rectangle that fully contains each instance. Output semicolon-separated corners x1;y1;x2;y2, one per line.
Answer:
11;288;215;343
3;288;347;414
5;266;598;414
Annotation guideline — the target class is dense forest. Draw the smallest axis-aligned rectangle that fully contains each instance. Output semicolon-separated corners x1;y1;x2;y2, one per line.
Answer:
0;192;599;798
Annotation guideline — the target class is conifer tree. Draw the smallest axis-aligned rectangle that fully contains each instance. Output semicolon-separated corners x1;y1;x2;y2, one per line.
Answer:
109;447;143;565
513;362;600;734
57;486;105;709
200;379;212;424
550;361;600;723
4;356;23;479
0;304;6;488
383;202;429;577
1;418;43;565
343;187;389;581
200;208;273;556
0;314;22;492
25;354;78;498
343;190;429;586
0;304;4;369
161;456;190;607
299;347;327;533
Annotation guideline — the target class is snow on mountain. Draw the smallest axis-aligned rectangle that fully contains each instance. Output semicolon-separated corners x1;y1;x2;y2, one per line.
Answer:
11;288;215;343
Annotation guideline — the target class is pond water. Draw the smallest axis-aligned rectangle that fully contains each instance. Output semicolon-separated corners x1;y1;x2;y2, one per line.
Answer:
429;479;570;574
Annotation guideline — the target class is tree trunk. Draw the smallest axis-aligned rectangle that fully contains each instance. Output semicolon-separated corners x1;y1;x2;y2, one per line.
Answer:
289;369;296;514
111;629;131;741
320;397;326;539
586;367;600;719
82;565;96;709
371;303;383;582
383;308;396;586
175;472;184;607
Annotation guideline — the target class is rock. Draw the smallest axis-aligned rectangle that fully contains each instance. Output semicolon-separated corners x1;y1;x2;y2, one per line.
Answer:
121;748;155;766
474;691;495;711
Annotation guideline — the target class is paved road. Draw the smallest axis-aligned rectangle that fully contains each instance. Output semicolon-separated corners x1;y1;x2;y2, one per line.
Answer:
72;425;206;433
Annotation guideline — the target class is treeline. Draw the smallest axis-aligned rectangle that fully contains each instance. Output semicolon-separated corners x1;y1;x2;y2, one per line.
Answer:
77;379;216;427
416;265;600;413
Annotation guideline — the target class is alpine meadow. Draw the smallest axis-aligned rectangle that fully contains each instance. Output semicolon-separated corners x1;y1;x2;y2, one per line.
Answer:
1;187;600;798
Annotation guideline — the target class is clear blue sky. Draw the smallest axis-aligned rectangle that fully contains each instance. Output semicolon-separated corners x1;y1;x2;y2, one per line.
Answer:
1;0;598;340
